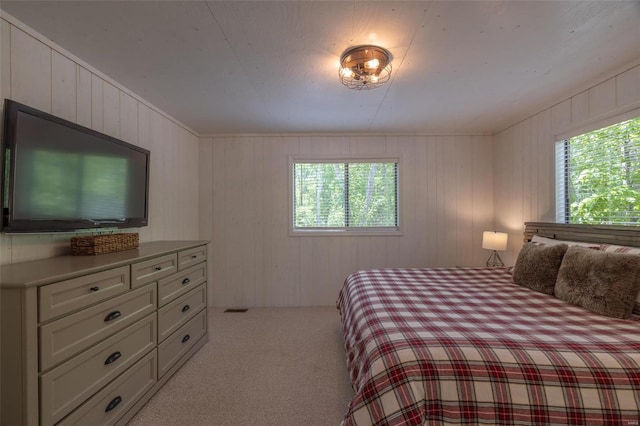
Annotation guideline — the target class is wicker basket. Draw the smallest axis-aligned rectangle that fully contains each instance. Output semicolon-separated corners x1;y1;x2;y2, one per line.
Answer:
71;233;139;256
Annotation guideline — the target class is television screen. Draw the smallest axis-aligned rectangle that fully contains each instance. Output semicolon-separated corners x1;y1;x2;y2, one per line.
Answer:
2;99;150;233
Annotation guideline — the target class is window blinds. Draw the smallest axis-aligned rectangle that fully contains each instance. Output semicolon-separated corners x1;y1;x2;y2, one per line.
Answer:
556;116;640;225
293;161;398;230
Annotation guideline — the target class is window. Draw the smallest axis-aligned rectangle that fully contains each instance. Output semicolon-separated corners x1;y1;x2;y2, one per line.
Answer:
556;116;640;225
292;160;399;232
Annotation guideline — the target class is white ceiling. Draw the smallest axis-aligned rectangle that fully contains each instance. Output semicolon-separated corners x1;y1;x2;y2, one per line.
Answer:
1;1;639;135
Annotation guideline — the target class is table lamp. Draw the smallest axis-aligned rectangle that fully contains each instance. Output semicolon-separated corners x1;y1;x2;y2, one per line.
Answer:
482;231;508;267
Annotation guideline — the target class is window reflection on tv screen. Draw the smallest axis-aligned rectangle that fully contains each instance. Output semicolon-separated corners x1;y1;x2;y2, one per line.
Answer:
13;111;147;221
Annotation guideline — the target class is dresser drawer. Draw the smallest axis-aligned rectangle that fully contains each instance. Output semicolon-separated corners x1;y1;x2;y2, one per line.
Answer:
158;263;206;307
57;350;157;426
39;266;130;322
39;284;156;372
131;253;177;289
40;314;156;426
178;245;207;271
158;284;207;342
158;309;207;377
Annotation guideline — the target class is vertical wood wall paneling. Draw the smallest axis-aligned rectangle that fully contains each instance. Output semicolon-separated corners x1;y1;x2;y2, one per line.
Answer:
528;115;539;224
0;18;200;266
520;120;532;225
51;51;76;122
251;138;266;306
76;67;92;128
119;92;138;144
102;82;119;139
571;91;589;124
210;138;226;307
443;138;458;266
432;137;445;266
588;78;616;118
176;127;187;239
10;26;51;112
511;123;524;241
456;136;474;267
494;64;640;265
0;19;11;265
146;109;161;242
424;137;439;266
162;116;177;238
199;138;214;306
184;127;200;240
136;103;152;243
471;136;494;266
537;108;554;223
239;138;257;306
223;137;243;307
551;99;571;135
202;134;495;307
616;66;640;107
90;73;103;132
0;19;10;99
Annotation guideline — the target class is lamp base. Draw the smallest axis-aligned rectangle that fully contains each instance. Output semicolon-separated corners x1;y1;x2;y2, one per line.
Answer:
485;250;505;267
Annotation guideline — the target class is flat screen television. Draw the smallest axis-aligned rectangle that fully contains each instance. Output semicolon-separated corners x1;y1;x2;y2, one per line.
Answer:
1;99;150;233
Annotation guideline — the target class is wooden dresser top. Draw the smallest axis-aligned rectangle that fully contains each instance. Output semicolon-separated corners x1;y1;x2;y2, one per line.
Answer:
0;240;208;288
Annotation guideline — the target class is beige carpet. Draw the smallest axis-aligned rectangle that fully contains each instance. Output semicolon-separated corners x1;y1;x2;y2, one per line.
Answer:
128;307;354;426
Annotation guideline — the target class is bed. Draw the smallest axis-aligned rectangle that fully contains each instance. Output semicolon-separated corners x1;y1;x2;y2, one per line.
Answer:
337;224;640;425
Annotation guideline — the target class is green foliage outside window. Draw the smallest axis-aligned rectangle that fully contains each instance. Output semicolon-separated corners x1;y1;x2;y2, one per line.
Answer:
294;163;345;227
564;116;640;225
293;162;398;229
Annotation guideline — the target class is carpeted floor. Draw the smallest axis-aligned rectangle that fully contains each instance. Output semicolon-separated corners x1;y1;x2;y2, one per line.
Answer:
127;307;354;426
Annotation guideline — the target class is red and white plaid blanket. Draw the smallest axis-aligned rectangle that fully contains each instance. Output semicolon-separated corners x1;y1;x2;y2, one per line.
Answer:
337;268;640;425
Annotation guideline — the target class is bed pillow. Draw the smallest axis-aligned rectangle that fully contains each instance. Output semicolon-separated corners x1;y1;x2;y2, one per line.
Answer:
555;246;640;319
531;235;600;249
513;243;568;294
599;244;640;315
599;243;640;255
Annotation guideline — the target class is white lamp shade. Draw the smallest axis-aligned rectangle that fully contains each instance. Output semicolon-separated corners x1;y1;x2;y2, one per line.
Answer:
482;231;508;251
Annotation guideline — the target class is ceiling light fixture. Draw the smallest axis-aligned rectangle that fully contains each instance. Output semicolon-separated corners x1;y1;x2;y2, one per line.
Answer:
338;45;392;90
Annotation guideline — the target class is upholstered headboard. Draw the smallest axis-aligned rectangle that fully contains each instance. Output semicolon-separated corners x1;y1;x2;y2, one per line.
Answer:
524;222;640;247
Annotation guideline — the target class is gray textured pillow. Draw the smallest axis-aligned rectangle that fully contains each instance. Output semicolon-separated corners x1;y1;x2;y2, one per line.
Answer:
513;243;568;294
555;246;640;319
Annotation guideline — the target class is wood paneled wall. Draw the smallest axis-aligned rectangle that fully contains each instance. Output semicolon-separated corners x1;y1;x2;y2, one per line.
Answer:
0;16;200;265
494;62;640;265
200;135;494;307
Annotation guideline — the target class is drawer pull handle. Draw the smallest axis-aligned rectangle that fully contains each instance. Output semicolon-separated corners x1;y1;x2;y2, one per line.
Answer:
104;311;122;322
191;255;198;259
155;266;162;271
182;334;190;343
104;351;122;365
90;286;100;292
182;278;191;285
182;304;190;313
105;395;122;412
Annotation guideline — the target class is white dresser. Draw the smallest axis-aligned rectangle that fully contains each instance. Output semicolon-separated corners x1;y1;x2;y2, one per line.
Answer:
1;240;209;426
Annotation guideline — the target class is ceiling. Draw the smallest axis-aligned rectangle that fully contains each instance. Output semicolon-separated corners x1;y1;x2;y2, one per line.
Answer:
1;1;639;135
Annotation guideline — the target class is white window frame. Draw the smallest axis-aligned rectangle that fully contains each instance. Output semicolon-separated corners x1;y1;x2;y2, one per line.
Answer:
288;155;402;236
554;108;640;225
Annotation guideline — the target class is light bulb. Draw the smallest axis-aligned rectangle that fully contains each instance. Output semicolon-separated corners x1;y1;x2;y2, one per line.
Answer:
365;58;380;69
341;67;353;78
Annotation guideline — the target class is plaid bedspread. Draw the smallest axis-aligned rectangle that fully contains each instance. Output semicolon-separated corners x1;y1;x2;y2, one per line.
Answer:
337;268;640;425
